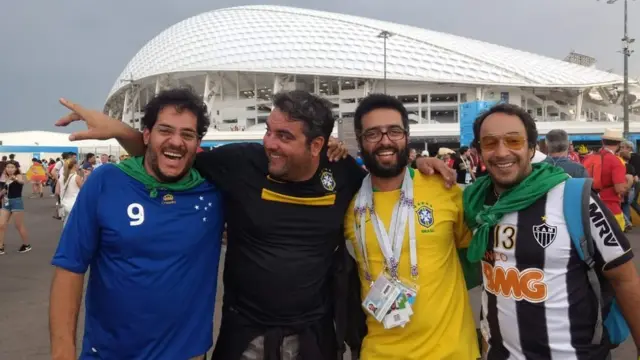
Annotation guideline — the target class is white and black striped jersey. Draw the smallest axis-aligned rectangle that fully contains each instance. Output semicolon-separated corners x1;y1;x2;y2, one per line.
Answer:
479;181;634;360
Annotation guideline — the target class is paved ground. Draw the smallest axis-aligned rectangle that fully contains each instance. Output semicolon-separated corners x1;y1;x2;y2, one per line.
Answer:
0;191;637;359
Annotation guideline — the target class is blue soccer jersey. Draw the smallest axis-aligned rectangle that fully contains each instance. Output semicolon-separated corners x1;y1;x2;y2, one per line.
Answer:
52;164;224;360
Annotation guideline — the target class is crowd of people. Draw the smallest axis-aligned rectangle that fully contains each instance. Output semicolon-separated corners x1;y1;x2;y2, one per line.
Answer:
2;87;638;359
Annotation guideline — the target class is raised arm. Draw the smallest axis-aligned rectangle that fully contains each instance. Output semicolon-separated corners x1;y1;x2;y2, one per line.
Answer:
55;98;146;156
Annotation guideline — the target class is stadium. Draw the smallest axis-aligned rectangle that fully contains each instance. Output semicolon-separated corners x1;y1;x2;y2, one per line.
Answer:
103;4;640;151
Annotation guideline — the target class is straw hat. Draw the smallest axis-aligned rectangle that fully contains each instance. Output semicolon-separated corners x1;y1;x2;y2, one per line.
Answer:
602;128;624;142
437;147;455;156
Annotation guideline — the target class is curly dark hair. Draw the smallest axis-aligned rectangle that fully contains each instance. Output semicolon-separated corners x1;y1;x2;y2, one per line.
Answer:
272;90;335;145
141;88;210;138
472;103;538;152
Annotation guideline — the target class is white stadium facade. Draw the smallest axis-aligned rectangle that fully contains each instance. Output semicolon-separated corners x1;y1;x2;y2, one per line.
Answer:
103;5;640;149
1;5;639;162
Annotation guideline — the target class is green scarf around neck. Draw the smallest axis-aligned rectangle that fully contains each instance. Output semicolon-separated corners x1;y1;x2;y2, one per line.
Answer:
462;162;569;262
115;156;205;198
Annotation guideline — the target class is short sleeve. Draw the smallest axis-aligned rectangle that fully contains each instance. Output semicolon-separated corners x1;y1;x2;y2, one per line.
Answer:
587;194;634;271
611;156;627;185
194;143;264;185
344;202;356;244
453;186;472;249
51;169;103;274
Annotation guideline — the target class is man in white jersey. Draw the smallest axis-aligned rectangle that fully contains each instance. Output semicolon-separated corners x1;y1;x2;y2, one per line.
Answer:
462;103;640;359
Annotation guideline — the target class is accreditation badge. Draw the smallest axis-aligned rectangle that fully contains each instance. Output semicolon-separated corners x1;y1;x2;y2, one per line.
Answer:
362;272;419;329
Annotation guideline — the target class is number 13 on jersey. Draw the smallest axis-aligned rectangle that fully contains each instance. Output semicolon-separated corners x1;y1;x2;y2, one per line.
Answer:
127;203;145;226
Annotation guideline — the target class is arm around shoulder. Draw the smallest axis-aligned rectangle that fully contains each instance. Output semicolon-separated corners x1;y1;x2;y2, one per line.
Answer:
194;142;263;184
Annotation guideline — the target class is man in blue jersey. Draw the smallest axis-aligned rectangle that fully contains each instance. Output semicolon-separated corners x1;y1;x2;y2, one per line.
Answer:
49;89;225;360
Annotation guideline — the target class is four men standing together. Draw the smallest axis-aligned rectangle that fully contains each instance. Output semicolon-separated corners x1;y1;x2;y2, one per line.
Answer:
49;88;640;359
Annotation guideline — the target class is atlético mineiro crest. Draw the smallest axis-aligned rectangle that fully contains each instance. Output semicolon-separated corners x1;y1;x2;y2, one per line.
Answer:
533;218;557;248
320;169;336;191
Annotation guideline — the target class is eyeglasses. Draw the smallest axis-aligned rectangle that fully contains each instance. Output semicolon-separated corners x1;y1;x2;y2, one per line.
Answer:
360;126;407;143
479;134;526;151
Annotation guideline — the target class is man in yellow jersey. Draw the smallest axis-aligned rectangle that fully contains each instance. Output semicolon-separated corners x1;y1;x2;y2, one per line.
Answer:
344;93;479;360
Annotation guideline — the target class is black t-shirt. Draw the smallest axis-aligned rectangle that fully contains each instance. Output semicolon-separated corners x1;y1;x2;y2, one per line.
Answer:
4;179;23;199
625;162;636;177
195;143;365;326
629;153;640;175
452;155;469;184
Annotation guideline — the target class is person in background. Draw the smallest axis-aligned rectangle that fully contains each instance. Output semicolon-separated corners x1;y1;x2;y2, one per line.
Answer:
83;153;96;169
408;147;417;163
59;158;84;226
29;158;45;198
568;143;581;163
628;145;640;218
47;159;57;195
542;129;589;178
453;146;474;188
0;156;7;199
618;140;637;231
8;153;19;168
531;144;547;163
52;152;70;220
437;148;455;168
0;161;32;255
589;129;629;230
95;153;109;168
81;162;93;177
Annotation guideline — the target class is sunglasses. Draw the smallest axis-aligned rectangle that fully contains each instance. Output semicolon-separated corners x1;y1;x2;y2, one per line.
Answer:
480;134;526;151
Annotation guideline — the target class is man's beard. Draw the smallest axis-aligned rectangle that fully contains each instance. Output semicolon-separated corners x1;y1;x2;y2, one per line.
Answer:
361;145;409;178
146;148;192;183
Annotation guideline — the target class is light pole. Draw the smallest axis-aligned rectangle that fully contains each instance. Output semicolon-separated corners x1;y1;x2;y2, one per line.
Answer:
604;0;635;137
120;73;136;126
377;30;393;94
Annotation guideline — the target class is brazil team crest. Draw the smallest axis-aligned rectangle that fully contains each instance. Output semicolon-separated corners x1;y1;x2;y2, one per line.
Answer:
416;203;434;229
320;169;336;191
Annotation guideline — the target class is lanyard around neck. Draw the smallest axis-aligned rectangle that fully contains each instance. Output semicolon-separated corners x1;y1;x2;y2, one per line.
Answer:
353;169;418;283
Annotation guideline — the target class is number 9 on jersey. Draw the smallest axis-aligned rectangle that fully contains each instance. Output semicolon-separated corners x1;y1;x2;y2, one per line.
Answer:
127;203;145;226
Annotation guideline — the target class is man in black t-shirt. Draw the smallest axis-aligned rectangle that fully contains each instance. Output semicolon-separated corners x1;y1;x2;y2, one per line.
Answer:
452;146;473;188
54;90;450;360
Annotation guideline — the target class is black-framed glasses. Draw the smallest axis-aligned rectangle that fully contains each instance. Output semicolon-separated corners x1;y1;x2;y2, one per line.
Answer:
360;126;407;143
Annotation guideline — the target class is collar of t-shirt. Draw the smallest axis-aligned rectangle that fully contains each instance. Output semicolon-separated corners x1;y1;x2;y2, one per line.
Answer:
372;167;415;192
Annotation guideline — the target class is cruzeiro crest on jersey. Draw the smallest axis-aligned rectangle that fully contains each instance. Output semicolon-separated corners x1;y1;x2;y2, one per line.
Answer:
415;201;434;233
320;168;336;192
532;216;557;248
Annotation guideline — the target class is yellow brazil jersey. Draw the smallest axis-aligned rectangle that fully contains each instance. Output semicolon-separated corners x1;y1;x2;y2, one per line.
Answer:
344;169;479;360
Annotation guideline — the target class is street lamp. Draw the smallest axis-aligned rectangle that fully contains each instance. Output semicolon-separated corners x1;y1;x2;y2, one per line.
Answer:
377;30;393;94
603;0;635;138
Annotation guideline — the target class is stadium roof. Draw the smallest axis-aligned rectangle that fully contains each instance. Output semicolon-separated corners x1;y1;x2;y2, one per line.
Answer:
109;5;626;98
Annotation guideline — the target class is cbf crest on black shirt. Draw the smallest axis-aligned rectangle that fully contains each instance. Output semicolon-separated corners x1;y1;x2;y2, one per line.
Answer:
195;143;364;326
